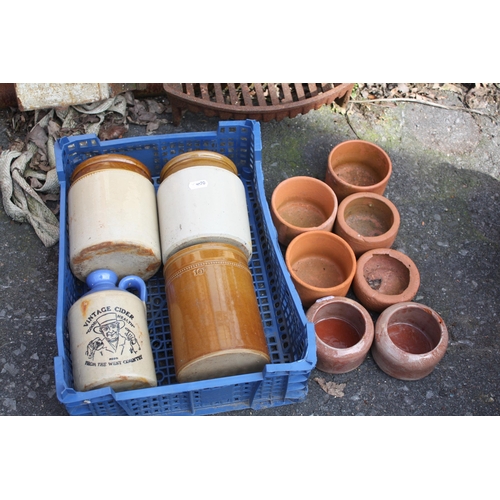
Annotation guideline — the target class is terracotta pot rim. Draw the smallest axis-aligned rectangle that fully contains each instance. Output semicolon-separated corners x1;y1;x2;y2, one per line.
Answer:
376;301;449;359
354;248;420;302
286;231;356;292
327;139;392;190
307;296;374;352
271;176;338;231
335;192;400;243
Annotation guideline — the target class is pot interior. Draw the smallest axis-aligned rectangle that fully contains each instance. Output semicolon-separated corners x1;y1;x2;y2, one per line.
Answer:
278;198;329;228
330;143;390;187
344;198;394;236
386;307;442;354
313;302;366;349
291;254;347;289
362;254;410;295
332;161;382;187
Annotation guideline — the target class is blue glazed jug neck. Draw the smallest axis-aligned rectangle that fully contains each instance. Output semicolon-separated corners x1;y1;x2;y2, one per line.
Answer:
85;269;119;293
83;269;147;303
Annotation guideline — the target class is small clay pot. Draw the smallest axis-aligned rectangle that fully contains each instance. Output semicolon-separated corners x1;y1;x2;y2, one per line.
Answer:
371;302;449;380
353;248;420;313
334;192;400;257
325;140;392;202
306;296;374;374
270;176;338;246
285;231;356;309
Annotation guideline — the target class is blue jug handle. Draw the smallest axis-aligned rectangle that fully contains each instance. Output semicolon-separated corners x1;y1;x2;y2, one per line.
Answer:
118;275;148;303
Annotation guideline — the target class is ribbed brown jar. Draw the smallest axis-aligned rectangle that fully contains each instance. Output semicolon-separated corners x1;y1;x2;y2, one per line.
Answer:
164;242;270;383
68;154;161;282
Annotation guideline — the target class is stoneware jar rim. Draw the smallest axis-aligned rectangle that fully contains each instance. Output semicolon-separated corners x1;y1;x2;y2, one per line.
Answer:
160;150;238;182
71;153;152;183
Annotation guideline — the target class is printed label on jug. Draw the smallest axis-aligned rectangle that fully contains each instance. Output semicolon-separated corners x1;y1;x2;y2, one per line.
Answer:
189;179;208;190
80;307;143;367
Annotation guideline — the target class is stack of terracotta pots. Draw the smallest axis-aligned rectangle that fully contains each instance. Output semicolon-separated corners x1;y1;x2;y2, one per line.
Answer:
270;140;448;380
157;151;270;383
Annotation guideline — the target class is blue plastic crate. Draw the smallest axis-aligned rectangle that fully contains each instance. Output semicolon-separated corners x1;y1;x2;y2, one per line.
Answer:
54;120;316;416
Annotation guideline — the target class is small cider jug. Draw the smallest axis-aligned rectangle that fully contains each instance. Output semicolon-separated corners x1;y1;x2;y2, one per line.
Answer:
68;269;157;392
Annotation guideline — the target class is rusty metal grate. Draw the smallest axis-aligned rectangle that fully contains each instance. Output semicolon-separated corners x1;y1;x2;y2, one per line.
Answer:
163;83;354;125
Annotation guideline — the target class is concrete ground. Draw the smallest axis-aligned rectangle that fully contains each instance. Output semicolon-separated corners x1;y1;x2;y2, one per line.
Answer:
1;90;499;416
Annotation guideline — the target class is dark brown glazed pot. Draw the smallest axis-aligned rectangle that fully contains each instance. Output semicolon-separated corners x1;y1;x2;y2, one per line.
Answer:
270;176;338;247
285;231;357;309
306;296;374;374
334;192;400;257
325;140;392;202
371;302;449;380
352;248;420;313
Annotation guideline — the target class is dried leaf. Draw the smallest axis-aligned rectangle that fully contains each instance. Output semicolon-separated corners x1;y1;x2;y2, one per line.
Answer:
26;124;48;152
146;99;165;115
99;124;129;141
47;119;61;140
314;377;346;397
441;83;464;94
146;120;160;134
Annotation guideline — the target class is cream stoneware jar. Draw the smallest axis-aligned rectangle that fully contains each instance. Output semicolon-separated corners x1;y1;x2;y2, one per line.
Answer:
68;154;162;282
157;151;253;263
68;269;157;392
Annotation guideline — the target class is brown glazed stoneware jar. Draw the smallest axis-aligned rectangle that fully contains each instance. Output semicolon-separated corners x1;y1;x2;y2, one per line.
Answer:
164;242;270;383
270;176;338;246
306;296;374;374
285;231;356;309
353;248;420;313
325;140;392;202
334;192;400;257
371;302;449;380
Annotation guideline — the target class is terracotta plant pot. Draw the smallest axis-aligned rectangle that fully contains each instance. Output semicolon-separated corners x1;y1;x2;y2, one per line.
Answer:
353;248;420;313
306;296;374;374
270;176;338;246
334;192;400;257
371;302;449;380
325;140;392;202
285;231;356;309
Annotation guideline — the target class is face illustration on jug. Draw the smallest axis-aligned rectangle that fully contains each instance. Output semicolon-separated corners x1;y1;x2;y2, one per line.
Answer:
85;312;141;361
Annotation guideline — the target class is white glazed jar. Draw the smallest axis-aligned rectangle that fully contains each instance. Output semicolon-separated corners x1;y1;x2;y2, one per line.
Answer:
68;269;158;392
157;151;253;263
68;154;162;282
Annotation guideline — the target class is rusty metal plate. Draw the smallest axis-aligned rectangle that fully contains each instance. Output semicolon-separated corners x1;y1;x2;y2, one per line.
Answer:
164;83;355;125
